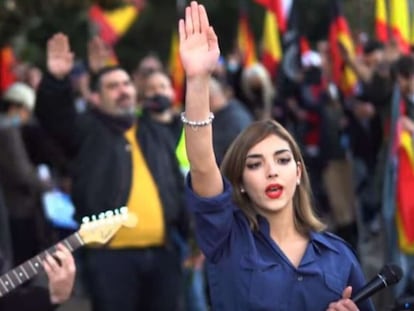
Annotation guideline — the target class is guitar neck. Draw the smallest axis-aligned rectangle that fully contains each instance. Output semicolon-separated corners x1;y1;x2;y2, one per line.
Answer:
0;231;84;298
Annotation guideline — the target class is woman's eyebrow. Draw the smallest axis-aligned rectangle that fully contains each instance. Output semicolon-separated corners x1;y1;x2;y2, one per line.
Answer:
246;149;291;159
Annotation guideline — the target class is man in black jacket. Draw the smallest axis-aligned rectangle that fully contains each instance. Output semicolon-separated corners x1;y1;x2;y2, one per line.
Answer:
35;33;189;311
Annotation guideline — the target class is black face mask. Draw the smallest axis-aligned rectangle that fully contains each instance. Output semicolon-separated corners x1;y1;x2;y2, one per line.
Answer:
143;94;172;113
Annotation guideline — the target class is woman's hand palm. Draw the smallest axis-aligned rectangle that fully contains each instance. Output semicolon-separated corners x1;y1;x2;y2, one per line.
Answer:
180;32;218;77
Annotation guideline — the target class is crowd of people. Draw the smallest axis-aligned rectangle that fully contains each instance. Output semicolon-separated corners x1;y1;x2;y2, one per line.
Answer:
0;1;414;310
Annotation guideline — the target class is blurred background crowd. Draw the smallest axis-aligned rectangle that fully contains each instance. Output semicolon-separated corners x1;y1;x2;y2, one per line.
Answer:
0;0;414;310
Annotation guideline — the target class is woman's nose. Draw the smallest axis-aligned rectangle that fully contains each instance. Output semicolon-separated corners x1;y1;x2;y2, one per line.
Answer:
267;164;278;178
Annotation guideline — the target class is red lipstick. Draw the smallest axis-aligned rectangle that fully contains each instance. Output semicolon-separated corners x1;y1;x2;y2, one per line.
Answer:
265;184;283;199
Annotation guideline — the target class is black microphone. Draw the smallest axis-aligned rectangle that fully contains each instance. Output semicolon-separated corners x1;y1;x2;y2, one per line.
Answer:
352;264;403;304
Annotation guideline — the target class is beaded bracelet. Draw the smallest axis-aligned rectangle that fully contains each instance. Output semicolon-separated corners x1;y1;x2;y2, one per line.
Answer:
180;112;215;130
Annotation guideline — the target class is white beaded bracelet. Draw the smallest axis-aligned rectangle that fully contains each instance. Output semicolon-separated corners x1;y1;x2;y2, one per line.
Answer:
180;112;215;130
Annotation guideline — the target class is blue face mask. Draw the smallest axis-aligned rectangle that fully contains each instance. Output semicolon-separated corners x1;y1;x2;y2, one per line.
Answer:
143;94;172;113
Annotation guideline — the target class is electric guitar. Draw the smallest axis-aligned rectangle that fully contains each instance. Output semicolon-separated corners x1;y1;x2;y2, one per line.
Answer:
0;206;138;298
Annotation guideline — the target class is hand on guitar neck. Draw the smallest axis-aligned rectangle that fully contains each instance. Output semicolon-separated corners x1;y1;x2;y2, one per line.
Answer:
43;243;76;305
0;206;138;305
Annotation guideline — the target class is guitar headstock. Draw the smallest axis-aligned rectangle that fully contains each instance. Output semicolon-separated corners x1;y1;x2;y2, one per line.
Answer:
78;207;138;245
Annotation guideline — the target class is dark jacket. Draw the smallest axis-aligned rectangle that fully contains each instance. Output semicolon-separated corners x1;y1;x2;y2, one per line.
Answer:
35;73;189;240
0;125;45;219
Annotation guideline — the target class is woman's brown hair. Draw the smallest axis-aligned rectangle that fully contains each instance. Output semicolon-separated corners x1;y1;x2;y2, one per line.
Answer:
220;120;326;235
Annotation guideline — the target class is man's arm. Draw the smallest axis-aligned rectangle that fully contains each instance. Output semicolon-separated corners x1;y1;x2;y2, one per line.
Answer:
35;33;79;157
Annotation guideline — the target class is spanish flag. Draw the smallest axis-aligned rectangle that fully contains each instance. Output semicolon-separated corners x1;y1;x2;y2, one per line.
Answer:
375;0;389;43
329;0;358;96
168;30;185;108
0;46;16;94
389;0;410;54
237;13;257;67
261;9;283;78
253;0;291;33
89;4;139;46
396;130;414;253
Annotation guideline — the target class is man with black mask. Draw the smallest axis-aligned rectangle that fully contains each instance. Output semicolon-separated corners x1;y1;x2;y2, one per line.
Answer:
141;70;183;146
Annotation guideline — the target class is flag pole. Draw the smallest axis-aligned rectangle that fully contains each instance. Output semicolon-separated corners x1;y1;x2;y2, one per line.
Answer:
386;0;392;43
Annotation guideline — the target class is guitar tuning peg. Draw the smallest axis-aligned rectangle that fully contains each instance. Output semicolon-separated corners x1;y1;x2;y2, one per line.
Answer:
91;214;97;222
114;209;120;215
98;212;106;220
82;216;90;224
120;206;128;214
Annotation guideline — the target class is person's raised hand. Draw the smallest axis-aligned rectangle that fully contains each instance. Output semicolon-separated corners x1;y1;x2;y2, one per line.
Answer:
47;33;74;80
88;36;111;74
179;1;220;79
43;243;76;304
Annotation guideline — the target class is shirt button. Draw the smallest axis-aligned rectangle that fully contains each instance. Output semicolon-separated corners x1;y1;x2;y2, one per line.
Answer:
297;275;303;281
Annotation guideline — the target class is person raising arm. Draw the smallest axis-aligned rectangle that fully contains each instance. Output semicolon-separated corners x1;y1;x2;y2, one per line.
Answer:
180;2;375;311
179;1;221;198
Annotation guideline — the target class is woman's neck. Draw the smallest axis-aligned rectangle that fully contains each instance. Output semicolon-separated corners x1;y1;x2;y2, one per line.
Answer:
264;206;309;268
265;206;303;244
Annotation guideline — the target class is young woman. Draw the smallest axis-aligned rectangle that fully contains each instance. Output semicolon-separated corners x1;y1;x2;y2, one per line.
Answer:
179;2;375;310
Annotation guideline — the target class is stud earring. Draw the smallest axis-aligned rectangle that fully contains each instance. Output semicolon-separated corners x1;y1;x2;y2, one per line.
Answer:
240;188;245;193
297;179;300;185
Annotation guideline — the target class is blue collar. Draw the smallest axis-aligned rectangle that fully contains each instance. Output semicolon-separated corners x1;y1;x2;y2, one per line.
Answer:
310;231;341;254
256;214;340;255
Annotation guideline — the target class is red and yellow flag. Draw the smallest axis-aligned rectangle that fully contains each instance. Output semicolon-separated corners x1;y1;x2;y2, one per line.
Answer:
237;13;257;67
329;0;358;96
261;10;282;78
375;0;389;43
89;4;139;46
253;0;289;33
168;31;185;108
396;130;414;253
0;46;16;94
389;0;410;54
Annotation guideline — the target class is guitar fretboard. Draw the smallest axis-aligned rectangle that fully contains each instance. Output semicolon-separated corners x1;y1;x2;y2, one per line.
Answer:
0;232;84;298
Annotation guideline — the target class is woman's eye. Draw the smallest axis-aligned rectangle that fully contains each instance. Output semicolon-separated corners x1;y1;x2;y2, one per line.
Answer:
278;158;291;165
246;162;261;169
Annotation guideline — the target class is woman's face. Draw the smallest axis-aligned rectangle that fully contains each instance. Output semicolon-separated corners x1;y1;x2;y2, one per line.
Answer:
242;134;301;217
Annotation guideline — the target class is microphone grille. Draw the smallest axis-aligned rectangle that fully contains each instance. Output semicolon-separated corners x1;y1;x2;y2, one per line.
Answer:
380;264;403;286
